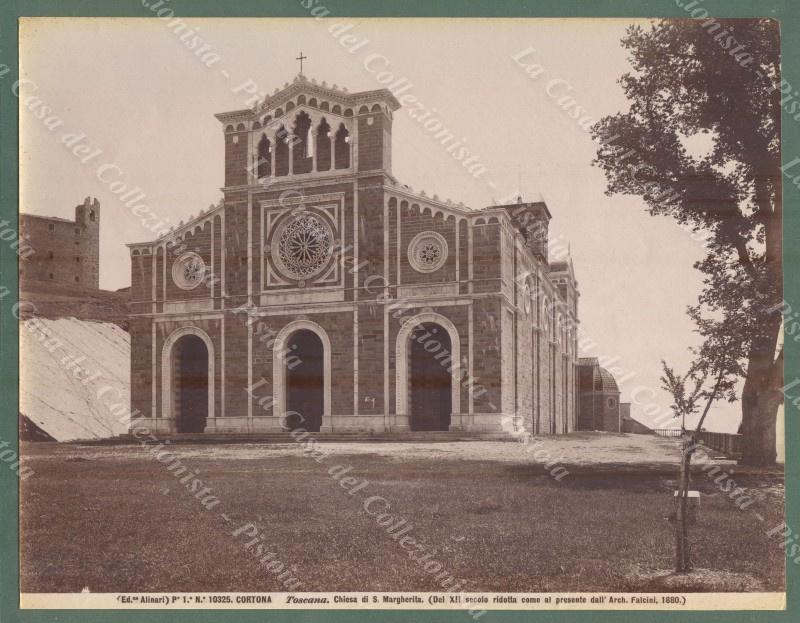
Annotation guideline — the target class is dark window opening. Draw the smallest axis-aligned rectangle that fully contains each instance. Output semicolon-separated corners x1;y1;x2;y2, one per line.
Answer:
292;111;313;174
316;118;331;172
256;134;271;179
274;125;290;176
334;123;350;169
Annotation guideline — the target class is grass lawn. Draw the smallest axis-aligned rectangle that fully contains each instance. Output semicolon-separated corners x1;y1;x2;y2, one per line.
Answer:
19;439;785;593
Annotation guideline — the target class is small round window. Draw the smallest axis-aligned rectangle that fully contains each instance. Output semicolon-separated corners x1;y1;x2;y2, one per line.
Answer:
408;231;448;273
172;252;206;290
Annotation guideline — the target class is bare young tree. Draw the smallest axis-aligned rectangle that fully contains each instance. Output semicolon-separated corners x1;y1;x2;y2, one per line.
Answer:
661;332;741;572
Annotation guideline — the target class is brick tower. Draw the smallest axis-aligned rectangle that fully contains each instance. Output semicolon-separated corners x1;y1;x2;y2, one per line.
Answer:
19;196;101;289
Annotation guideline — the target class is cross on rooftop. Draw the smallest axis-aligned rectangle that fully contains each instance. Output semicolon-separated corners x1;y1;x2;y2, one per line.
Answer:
296;52;307;75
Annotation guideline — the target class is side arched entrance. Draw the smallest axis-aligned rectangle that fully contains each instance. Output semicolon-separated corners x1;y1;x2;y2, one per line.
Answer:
409;323;453;431
162;327;215;433
396;313;461;432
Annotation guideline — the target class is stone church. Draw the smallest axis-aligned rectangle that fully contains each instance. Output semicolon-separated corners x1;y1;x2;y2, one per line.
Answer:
127;74;579;435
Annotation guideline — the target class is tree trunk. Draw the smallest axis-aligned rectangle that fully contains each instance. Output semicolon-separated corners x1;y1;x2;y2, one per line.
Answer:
675;436;692;572
740;383;780;465
740;125;782;465
740;338;782;466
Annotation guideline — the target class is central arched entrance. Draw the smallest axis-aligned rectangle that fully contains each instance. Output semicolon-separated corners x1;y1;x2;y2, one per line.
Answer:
285;329;324;432
172;334;209;433
273;320;332;433
409;323;452;431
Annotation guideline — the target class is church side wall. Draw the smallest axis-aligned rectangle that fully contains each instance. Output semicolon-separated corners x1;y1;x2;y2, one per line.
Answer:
163;221;213;302
224;195;249;304
397;204;458;286
470;296;504;430
355;179;389;424
221;311;250;427
513;240;536;432
129;250;153;307
129;317;153;422
501;227;578;435
472;222;503;294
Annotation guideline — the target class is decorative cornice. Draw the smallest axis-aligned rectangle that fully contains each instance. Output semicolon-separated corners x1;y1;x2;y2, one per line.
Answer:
127;201;225;253
215;74;400;128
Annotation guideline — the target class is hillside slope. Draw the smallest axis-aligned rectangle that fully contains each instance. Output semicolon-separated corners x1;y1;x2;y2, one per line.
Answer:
19;279;129;328
20;318;130;441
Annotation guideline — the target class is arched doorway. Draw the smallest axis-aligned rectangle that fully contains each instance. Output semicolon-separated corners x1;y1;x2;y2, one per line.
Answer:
172;334;209;433
409;323;452;431
285;329;324;432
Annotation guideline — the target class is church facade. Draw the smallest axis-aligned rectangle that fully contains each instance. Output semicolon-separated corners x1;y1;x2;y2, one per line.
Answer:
127;74;579;435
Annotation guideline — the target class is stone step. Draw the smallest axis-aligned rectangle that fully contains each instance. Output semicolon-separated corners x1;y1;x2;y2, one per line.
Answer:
77;431;518;445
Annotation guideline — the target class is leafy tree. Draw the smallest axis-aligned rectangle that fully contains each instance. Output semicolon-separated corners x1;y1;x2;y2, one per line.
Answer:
592;19;782;464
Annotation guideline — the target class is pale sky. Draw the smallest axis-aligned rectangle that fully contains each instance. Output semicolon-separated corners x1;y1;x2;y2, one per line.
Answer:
18;17;740;432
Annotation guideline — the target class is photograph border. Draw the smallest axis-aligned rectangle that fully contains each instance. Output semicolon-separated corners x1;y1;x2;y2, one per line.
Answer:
0;1;797;622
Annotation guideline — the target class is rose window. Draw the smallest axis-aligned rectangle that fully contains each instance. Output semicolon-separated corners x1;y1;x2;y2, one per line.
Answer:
408;231;448;273
273;213;334;280
420;243;441;265
172;252;206;290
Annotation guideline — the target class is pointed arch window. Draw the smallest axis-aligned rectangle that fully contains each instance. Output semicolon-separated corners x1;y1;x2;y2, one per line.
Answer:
257;134;271;179
292;111;313;174
316;118;331;171
274;125;290;176
334;123;350;169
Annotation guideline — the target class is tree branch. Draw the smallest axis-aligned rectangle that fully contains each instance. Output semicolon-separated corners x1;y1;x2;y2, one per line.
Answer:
693;369;726;439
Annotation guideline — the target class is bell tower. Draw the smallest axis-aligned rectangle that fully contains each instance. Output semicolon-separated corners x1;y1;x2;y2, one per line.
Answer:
356;102;393;174
501;199;551;263
75;196;100;288
216;75;400;188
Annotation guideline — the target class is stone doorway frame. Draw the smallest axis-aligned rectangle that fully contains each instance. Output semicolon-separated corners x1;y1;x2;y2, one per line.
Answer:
273;319;332;429
161;326;215;425
396;312;461;427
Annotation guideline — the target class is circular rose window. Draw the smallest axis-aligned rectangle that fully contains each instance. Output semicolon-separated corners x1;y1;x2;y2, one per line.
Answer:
172;252;206;290
272;212;334;280
408;231;448;273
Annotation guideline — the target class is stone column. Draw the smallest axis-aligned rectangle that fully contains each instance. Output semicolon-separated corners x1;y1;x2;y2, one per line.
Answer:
270;134;276;178
246;131;254;185
310;125;317;173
